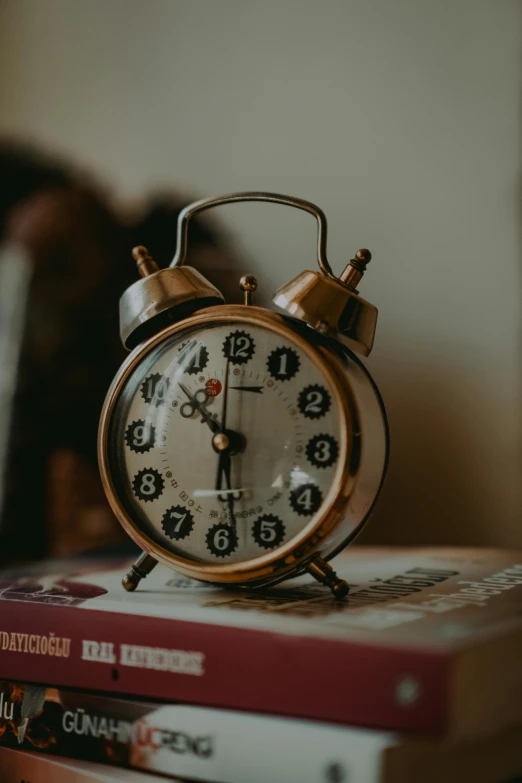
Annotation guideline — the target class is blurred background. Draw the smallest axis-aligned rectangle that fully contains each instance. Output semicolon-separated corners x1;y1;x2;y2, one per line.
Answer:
0;0;520;562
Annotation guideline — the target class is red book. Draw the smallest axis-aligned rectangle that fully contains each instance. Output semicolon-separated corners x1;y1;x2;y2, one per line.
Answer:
0;547;521;739
0;746;180;782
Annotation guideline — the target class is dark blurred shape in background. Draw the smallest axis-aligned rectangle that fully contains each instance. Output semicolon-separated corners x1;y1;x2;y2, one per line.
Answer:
0;141;239;564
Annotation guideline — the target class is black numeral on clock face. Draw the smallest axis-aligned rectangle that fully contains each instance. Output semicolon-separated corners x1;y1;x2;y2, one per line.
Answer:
267;347;300;381
177;340;209;375
205;523;238;557
161;505;194;540
298;384;331;419
252;514;286;549
306;434;338;469
141;374;170;407
125;420;156;453
289;483;322;516
223;331;255;364
132;468;164;502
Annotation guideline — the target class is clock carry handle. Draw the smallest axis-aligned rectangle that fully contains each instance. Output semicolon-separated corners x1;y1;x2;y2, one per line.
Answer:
169;191;336;280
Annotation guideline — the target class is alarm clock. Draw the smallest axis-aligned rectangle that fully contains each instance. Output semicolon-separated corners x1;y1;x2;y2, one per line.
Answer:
98;193;388;599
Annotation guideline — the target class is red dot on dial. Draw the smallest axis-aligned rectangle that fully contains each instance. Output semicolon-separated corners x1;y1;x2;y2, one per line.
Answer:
206;378;222;397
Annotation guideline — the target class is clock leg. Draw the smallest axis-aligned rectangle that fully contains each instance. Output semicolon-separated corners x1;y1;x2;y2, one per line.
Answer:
122;552;158;592
307;556;349;600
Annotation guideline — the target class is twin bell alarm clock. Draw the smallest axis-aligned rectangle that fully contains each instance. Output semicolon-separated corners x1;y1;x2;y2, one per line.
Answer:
98;193;388;599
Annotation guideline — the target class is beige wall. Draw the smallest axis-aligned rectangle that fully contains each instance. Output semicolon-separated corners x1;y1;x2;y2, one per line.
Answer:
1;0;520;545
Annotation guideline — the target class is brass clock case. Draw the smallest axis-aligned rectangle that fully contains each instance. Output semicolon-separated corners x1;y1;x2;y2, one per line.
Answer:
99;191;388;598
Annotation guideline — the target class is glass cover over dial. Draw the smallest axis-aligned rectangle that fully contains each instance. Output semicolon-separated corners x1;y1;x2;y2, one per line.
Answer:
108;319;346;565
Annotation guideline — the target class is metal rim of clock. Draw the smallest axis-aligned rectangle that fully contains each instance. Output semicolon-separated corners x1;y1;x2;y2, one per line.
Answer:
98;305;362;585
170;191;336;280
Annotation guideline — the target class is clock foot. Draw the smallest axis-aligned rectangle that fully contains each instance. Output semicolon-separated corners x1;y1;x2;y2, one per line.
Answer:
122;553;158;592
307;556;349;600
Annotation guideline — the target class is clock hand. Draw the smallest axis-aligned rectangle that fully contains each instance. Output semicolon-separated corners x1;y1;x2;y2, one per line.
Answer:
221;452;242;499
229;385;264;394
223;459;238;528
180;383;246;457
221;359;230;430
215;451;238;527
179;383;221;434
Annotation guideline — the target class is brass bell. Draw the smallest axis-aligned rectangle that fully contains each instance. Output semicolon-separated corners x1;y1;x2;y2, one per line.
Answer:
273;249;377;357
120;193;378;357
120;246;224;349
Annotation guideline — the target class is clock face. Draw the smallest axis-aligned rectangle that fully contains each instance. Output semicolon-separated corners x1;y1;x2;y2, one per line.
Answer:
108;318;347;565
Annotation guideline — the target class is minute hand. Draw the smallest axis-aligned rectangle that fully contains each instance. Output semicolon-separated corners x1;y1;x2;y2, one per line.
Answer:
216;452;238;526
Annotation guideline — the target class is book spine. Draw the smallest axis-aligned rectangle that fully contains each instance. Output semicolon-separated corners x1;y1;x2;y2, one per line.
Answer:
0;678;395;783
0;600;450;733
0;746;162;783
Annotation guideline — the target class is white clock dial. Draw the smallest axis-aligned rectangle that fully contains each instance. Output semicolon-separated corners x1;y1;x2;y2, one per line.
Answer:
109;320;345;564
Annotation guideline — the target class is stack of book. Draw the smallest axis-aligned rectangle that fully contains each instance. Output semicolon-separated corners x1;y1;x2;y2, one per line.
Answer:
0;546;521;782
